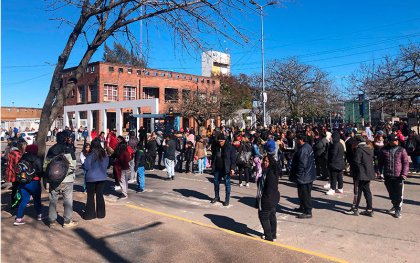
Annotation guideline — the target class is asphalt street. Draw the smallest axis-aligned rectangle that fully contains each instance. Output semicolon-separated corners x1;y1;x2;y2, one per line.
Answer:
1;141;419;262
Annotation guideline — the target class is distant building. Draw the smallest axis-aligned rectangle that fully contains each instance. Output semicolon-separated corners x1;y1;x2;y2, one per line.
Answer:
1;107;43;131
62;61;220;133
202;50;231;77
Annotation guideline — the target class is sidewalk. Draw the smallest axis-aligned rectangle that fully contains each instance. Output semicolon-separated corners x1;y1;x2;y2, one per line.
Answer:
1;188;340;263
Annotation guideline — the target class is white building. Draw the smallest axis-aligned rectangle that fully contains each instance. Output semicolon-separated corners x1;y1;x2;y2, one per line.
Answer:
202;50;231;77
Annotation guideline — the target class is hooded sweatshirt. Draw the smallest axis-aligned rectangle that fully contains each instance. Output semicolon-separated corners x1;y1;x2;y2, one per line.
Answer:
353;142;375;181
328;132;345;171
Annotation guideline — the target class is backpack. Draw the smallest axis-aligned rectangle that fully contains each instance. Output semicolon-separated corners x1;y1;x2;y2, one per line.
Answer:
406;140;415;154
46;154;70;184
236;148;252;166
15;159;36;184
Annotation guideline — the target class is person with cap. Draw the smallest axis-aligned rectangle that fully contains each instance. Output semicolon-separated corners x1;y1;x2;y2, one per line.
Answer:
44;131;77;228
346;135;376;216
290;134;316;219
378;134;410;218
13;144;44;225
210;133;236;206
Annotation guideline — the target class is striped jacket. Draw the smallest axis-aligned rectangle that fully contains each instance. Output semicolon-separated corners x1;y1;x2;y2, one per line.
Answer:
5;149;22;183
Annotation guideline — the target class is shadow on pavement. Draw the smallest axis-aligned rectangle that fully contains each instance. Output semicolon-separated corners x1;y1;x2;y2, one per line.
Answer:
74;222;162;263
231;195;255;208
145;173;168;181
204;214;261;237
173;188;211;201
374;194;420;207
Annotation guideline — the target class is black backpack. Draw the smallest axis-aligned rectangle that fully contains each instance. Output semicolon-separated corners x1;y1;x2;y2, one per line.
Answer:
15;159;36;184
46;154;70;184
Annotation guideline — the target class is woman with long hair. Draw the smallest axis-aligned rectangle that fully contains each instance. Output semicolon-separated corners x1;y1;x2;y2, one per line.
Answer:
256;155;280;241
114;138;131;199
82;139;109;220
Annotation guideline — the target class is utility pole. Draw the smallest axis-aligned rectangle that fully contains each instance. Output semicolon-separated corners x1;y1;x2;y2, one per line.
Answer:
250;0;277;127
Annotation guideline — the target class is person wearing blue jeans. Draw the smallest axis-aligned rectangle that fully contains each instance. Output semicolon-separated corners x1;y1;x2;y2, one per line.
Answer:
198;158;205;174
134;144;147;192
210;134;236;206
15;180;42;225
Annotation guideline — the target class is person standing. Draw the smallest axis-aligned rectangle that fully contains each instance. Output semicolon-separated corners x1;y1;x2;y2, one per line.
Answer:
82;127;89;145
290;134;316;219
236;136;252;187
44;131;77;228
194;136;206;174
145;133;158;171
80;143;91;193
326;132;345;195
114;140;132;199
128;131;139;183
346;135;376;216
82;139;109;220
210;134;236;206
5;140;26;208
105;129;118;155
138;126;148;148
163;134;176;180
378;134;410;218
13;144;43;225
134;143;146;192
256;155;280;241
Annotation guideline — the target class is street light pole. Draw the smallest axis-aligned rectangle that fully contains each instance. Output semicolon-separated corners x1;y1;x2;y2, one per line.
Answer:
250;0;276;127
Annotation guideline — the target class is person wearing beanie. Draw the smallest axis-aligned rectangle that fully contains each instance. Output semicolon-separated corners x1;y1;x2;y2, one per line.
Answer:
378;134;410;218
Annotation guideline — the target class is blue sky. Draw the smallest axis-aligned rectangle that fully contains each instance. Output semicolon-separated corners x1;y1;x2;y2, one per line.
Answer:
2;0;419;107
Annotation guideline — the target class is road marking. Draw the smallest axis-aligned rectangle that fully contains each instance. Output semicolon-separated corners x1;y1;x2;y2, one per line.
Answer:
126;204;348;263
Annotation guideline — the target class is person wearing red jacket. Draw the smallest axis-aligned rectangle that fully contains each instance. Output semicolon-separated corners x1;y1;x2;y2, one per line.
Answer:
105;129;118;155
114;138;132;200
90;128;97;141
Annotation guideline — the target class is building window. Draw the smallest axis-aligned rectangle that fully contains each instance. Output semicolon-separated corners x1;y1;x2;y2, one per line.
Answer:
89;85;98;103
136;70;141;75
91;66;95;72
104;84;118;101
118;68;124;73
165;88;179;103
16;109;20;112
143;87;159;99
78;85;86;103
123;86;136;100
168;73;172;77
108;66;114;72
128;68;132;74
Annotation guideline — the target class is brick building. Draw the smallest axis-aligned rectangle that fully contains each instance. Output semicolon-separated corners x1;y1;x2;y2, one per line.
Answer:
63;61;220;133
1;107;43;131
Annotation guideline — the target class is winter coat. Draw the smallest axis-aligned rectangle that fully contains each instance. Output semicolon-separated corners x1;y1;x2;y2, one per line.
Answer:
146;139;158;156
313;137;328;159
184;147;195;162
345;137;358;163
164;139;176;161
328;132;345;171
83;153;109;182
290;143;316;184
378;145;410;179
134;149;146;170
211;142;237;174
256;165;280;211
353;143;375;181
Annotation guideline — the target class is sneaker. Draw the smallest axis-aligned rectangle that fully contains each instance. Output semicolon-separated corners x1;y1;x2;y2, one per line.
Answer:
114;186;121;191
223;201;230;207
136;188;145;193
335;189;343;194
14;218;25;226
37;214;45;221
293;207;304;213
326;189;335;195
345;209;359;216
297;213;312;219
239;183;243;187
127;179;136;184
210;197;220;204
394;209;402;219
323;183;331;189
245;183;250;188
63;220;78;228
387;207;395;213
171;176;175;180
360;210;374;217
118;194;128;200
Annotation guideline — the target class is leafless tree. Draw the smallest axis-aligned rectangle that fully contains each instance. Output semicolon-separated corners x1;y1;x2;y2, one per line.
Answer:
265;57;333;119
351;44;420;112
35;0;252;156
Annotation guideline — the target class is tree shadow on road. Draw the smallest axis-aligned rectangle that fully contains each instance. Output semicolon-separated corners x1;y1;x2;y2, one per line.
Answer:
204;214;261;237
173;188;211;201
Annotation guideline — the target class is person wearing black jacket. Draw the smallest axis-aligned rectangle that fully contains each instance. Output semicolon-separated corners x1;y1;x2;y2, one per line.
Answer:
313;131;329;181
290;134;316;219
145;133;158;171
163;134;176;180
134;143;146;192
184;141;194;173
326;132;345;195
256;155;280;241
346;135;376;216
210;133;236;206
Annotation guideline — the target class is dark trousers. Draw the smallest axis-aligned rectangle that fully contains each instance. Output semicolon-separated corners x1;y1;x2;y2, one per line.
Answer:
355;180;372;210
258;207;277;241
351;176;359;208
316;157;329;179
238;165;250;184
158;150;164;169
213;170;231;202
150;155;157;169
84;181;106;220
113;163;121;187
297;182;313;215
330;169;343;190
185;159;192;173
384;178;404;210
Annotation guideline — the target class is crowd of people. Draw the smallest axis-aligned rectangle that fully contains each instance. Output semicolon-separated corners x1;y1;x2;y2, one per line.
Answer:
2;121;419;242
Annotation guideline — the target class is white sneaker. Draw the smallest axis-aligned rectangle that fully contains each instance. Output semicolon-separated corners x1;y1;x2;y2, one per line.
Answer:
335;189;343;194
239;183;243;187
127;180;136;184
246;183;250;188
326;189;335;195
114;186;121;191
323;183;331;189
162;168;167;171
